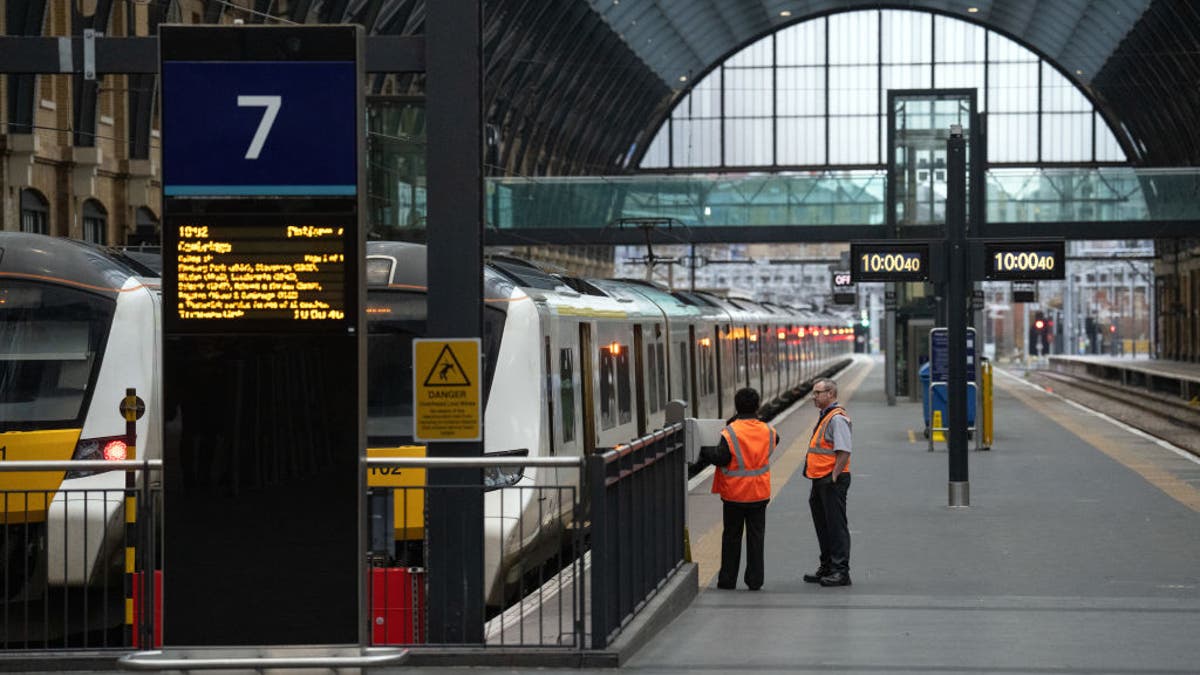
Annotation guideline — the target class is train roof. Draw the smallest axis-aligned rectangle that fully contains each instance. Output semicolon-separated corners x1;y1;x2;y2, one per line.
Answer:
0;232;157;299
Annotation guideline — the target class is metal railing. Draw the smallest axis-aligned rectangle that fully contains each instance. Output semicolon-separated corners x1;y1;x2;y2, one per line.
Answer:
588;423;687;650
1;460;162;652
365;455;588;649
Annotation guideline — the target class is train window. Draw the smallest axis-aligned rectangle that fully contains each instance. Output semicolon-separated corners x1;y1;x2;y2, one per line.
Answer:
599;347;616;430
647;345;659;414
560;348;576;443
617;346;632;425
676;340;688;402
0;281;114;429
656;342;667;409
365;292;507;443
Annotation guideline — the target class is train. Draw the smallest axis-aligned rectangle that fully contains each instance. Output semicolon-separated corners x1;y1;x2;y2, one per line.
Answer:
0;232;853;607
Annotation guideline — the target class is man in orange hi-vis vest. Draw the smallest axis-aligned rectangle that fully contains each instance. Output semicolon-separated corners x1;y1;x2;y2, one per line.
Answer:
693;388;779;591
803;377;853;587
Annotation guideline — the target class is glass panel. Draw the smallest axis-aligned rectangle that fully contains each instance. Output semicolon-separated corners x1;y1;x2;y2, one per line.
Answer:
935;15;985;62
988;62;1039;112
367;99;426;238
829;11;877;65
881;10;932;64
673;71;722;120
987;113;1038;162
1095;113;1126;162
559;348;575;443
672;118;721;167
829;65;878;115
641;123;671;168
1042;112;1092;162
1042;62;1090;112
777;66;825;116
988;31;1036;63
777;117;826;165
881;64;932;111
724;67;773;117
830;115;879;164
776;17;825;66
727;35;773;67
934;63;984;92
725;118;773;166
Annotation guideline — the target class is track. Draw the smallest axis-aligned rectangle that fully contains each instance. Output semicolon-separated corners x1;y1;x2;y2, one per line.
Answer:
1025;368;1200;458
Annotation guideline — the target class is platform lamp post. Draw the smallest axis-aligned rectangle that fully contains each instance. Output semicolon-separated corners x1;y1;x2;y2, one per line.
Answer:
945;126;970;507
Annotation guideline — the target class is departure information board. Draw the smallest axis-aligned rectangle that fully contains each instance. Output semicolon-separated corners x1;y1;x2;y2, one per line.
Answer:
164;213;355;329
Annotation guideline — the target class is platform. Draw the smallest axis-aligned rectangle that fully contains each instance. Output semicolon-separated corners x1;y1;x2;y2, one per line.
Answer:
1048;355;1200;402
15;354;1200;674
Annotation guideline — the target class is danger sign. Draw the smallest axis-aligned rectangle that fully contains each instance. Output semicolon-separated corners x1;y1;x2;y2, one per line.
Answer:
413;338;481;441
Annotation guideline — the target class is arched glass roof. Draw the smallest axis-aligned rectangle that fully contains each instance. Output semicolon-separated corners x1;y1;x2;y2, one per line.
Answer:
640;9;1127;170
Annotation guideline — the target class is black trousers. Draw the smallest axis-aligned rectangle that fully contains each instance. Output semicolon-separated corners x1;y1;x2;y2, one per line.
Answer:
809;474;851;573
719;500;767;589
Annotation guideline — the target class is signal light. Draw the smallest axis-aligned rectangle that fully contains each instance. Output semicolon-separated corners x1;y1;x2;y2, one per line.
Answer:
778;330;787;340
608;341;621;355
1035;319;1045;330
1109;324;1116;333
103;440;128;461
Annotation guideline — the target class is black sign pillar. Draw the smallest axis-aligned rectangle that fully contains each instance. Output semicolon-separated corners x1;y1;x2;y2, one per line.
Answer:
159;25;365;645
946;130;970;507
425;1;485;643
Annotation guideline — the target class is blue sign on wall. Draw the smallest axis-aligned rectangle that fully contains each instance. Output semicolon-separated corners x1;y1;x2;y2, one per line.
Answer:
162;61;357;196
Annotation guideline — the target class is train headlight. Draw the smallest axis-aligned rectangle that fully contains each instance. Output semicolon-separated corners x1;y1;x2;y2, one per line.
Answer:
65;435;129;478
483;448;528;491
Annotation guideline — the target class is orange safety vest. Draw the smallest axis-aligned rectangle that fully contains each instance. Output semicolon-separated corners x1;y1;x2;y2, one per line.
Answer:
712;418;777;503
806;406;851;479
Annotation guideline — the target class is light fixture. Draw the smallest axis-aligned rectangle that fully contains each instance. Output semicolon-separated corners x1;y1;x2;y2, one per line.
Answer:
780;10;792;17
967;6;979;13
1075;69;1083;75
704;206;712;216
679;75;688;82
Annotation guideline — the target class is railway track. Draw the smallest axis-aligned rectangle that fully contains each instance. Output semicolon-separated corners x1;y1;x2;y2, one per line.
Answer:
1027;368;1200;458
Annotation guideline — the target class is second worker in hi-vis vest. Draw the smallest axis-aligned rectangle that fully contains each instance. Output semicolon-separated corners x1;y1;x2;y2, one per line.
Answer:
803;377;853;587
693;388;780;590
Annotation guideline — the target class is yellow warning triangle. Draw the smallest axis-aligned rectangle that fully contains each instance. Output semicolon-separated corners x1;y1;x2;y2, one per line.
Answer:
423;344;472;387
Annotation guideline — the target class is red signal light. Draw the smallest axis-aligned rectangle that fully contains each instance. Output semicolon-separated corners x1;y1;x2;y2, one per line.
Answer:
103;440;128;461
1109;325;1116;333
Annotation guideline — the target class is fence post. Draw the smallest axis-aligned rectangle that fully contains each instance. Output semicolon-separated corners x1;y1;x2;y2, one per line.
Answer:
587;454;608;649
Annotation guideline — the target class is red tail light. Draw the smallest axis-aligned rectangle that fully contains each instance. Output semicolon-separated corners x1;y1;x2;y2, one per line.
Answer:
103;440;128;461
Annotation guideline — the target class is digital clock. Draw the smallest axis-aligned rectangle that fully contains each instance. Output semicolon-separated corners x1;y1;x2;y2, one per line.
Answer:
850;242;931;282
983;241;1065;280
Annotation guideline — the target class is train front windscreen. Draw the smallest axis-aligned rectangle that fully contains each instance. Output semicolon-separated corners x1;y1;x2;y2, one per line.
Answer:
0;281;114;431
365;291;506;445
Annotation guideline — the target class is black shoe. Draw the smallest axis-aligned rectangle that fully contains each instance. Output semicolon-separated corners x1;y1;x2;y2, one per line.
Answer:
802;567;831;583
819;572;852;587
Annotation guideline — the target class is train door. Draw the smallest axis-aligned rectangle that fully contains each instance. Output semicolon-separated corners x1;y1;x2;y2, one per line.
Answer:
633;324;647;437
578;323;596;453
713;325;725;419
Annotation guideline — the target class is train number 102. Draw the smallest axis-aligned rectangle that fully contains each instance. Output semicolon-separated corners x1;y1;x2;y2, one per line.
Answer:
994;251;1055;272
860;253;921;273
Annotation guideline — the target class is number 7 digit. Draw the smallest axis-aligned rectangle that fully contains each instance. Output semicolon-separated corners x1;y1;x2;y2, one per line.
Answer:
237;95;282;160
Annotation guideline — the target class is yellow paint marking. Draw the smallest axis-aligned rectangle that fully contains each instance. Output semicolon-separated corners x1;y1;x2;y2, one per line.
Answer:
694;356;875;588
126;547;136;574
908;429;916;444
994;371;1200;512
125;598;135;625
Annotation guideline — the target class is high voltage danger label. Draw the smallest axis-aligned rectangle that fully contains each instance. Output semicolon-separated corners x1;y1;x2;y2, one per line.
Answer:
413;338;481;441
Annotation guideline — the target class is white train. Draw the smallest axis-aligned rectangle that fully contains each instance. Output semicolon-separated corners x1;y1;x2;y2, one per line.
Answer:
0;233;853;609
1;232;162;598
364;242;854;607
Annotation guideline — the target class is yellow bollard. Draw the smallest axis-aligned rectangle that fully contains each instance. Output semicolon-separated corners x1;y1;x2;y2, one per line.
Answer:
982;361;994;448
931;410;946;442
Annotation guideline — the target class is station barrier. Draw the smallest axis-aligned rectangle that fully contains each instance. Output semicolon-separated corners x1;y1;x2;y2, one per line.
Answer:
3;424;688;657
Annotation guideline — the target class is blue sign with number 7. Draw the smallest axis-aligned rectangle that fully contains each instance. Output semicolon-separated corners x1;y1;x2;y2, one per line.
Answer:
162;61;357;197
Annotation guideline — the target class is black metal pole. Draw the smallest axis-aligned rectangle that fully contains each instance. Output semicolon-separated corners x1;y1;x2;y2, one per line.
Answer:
946;130;970;506
425;0;485;642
